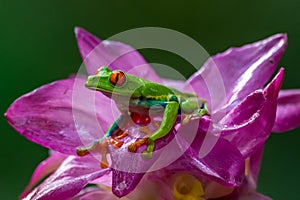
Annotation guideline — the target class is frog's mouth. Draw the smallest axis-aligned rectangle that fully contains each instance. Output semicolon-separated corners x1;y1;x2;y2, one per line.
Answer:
98;89;113;98
85;86;112;97
86;86;130;99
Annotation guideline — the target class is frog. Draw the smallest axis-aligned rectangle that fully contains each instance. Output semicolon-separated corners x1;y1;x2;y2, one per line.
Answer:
77;66;209;168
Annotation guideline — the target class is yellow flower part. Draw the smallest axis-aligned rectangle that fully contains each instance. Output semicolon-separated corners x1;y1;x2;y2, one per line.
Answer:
172;173;205;200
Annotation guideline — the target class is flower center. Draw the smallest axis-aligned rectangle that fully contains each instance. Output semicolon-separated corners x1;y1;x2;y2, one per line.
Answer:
172;174;205;200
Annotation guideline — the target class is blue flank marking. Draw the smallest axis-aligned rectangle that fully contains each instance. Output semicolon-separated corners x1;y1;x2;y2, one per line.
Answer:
134;98;183;114
136;99;168;108
105;116;122;137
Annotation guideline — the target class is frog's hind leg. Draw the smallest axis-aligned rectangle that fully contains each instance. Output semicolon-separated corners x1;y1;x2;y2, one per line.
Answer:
127;121;160;153
182;100;209;125
76;114;130;168
128;102;179;159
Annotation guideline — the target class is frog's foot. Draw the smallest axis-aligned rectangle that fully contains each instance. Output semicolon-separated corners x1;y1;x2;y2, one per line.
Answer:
128;122;161;158
127;136;148;153
127;136;155;160
76;140;110;168
108;130;129;148
181;114;191;125
99;141;109;169
77;130;129;168
142;138;154;160
127;122;158;152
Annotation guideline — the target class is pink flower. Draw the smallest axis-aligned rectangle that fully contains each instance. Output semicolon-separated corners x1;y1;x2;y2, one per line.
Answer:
5;28;300;199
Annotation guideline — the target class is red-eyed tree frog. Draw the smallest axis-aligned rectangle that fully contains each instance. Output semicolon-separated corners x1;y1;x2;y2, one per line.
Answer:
77;67;208;168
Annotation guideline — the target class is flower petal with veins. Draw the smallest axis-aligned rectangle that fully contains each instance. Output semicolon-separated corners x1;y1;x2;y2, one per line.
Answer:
24;156;110;200
272;89;300;132
21;152;68;198
220;69;284;157
75;27;161;83
186;34;287;112
5;78;114;154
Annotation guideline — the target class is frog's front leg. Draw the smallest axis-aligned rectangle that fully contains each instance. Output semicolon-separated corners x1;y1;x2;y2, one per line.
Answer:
77;114;130;168
128;102;179;159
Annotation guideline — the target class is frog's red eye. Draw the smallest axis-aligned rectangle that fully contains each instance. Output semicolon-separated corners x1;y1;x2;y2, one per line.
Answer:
110;71;126;86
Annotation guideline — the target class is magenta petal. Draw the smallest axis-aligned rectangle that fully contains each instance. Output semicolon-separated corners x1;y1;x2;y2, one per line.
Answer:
221;175;271;200
75;27;161;82
112;170;145;198
161;78;186;91
110;129;174;197
186;34;287;111
168;135;244;187
272;89;300;132
90;172;112;187
23;156;110;200
221;69;284;157
21;152;68;198
73;187;118;200
5;78;114;154
248;146;264;185
109;123;178;197
109;135;148;198
219;91;265;127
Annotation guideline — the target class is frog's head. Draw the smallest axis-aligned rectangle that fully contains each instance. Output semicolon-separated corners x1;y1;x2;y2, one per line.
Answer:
85;66;146;97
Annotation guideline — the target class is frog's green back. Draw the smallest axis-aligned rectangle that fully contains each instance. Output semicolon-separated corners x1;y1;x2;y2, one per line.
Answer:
85;66;198;105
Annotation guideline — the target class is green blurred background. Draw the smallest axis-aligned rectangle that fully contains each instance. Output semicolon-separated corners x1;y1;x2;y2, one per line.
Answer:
1;0;299;199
